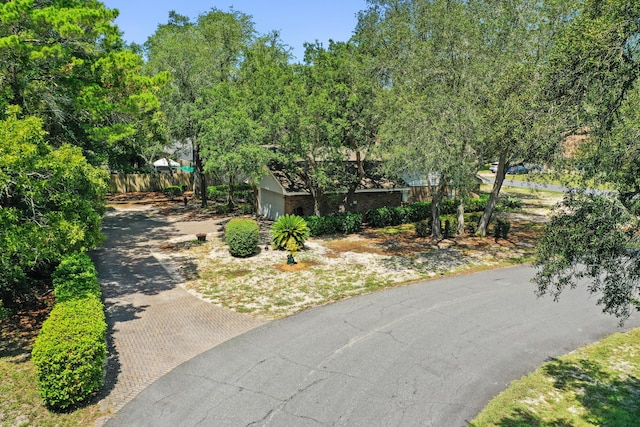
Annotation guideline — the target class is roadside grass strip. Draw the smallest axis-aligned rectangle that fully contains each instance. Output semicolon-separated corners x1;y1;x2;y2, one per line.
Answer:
470;328;640;426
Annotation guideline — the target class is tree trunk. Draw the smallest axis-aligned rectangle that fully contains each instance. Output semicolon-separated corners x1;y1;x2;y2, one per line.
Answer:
339;150;365;213
457;200;465;235
193;139;207;208
431;181;447;238
227;175;235;209
476;154;507;236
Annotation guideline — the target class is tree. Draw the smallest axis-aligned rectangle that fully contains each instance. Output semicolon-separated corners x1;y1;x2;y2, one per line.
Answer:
279;41;382;216
355;0;482;237
199;34;289;207
533;0;640;323
145;9;255;207
0;0;166;168
469;0;574;236
0;107;107;308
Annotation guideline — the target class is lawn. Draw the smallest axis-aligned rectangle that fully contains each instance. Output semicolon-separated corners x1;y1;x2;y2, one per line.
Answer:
470;328;640;426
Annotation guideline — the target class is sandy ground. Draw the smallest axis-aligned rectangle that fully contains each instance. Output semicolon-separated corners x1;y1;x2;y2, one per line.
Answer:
107;189;562;320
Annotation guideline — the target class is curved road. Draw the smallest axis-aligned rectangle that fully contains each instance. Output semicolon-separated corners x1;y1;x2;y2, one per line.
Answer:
107;265;639;426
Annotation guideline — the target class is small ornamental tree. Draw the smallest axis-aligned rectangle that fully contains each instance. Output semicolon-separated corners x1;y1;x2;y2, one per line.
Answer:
271;214;310;251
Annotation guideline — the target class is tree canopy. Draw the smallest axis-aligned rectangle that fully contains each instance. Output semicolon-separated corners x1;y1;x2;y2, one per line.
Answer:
533;0;640;323
0;0;167;168
0;107;107;307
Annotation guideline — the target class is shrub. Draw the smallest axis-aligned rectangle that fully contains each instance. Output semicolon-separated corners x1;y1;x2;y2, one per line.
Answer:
494;219;511;239
500;195;522;211
271;215;310;250
240;203;255;215
32;295;107;410
52;253;100;303
443;219;455;238
226;218;259;257
415;219;430;237
339;212;363;234
164;185;183;199
466;196;489;212
0;300;9;319
215;204;231;215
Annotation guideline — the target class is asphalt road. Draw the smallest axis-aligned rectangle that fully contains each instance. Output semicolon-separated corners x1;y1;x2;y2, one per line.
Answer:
107;265;639;426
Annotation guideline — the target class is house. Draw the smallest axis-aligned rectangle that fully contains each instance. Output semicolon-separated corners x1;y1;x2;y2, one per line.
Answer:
257;162;411;220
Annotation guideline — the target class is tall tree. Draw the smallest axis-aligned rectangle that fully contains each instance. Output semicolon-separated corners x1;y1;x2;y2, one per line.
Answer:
0;0;166;167
470;0;573;236
355;0;482;237
145;9;255;207
199;33;290;207
279;40;382;216
534;0;640;323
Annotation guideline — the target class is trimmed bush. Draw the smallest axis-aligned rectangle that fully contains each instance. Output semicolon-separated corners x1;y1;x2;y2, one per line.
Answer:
304;213;363;236
32;295;107;410
494;218;511;239
443;218;455;238
226;218;259;257
271;215;310;250
164;185;183;199
415;219;430;237
52;253;100;303
339;212;363;234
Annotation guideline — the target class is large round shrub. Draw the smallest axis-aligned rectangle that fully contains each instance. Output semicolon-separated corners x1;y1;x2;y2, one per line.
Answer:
226;218;259;257
271;214;310;250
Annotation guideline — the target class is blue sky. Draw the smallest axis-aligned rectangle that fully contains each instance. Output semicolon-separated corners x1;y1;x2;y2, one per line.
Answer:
101;1;369;61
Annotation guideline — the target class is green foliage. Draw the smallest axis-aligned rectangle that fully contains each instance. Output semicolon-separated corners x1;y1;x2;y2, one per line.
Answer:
415;220;431;238
443;219;455;238
304;213;363;236
499;196;523;211
365;197;486;229
494;219;511;240
52;253;100;303
271;215;311;250
31;295;107;410
207;184;253;202
164;185;184;199
0;1;167;167
534;192;639;323
0;110;107;307
226;218;259;258
0;300;9;319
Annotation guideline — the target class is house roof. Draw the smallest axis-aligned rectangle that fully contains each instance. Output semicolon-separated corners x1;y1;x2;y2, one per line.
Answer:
269;161;409;195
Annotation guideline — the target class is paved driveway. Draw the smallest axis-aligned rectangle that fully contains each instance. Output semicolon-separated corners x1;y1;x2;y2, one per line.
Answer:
92;208;265;422
106;264;639;426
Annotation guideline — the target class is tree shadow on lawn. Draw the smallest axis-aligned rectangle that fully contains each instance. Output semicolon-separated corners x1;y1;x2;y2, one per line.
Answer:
475;358;640;427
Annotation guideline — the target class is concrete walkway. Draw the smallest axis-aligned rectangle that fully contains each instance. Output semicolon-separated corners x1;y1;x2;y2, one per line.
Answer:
92;207;265;425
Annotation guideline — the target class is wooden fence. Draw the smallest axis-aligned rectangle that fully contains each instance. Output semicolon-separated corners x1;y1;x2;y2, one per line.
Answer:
109;173;194;193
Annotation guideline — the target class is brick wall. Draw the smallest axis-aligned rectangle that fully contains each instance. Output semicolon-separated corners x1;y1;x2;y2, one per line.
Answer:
284;191;404;217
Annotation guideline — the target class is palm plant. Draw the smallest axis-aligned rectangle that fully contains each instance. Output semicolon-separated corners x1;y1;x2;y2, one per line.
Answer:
271;214;310;251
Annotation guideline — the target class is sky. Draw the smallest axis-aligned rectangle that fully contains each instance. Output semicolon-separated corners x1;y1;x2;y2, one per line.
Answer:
101;1;369;61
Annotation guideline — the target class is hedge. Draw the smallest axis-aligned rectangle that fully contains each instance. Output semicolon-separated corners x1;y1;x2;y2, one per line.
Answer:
32;295;106;410
52;253;100;303
32;253;107;410
304;212;363;236
226;218;259;257
365;195;489;229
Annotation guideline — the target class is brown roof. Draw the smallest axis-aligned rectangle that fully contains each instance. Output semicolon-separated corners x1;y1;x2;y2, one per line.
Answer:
270;161;408;194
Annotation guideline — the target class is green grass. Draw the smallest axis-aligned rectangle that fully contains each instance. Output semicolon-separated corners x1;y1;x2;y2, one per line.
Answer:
470;328;640;426
0;341;104;426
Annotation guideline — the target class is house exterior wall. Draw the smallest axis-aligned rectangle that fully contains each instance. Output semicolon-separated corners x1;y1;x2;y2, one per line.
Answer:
259;189;286;219
283;191;404;217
